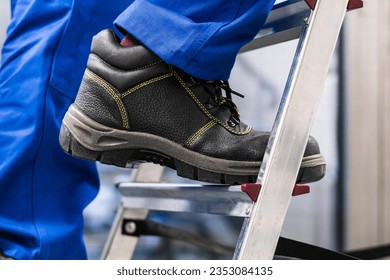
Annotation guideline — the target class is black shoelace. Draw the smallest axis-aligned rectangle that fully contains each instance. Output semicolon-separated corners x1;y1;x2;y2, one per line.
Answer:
205;80;244;127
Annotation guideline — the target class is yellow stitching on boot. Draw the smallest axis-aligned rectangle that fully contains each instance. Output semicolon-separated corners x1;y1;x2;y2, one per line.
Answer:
171;67;252;135
185;120;217;147
85;69;130;129
85;70;129;128
121;72;173;98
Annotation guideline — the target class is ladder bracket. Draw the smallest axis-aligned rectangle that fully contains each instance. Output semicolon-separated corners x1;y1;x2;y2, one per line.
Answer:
241;184;261;202
241;183;310;202
305;0;363;11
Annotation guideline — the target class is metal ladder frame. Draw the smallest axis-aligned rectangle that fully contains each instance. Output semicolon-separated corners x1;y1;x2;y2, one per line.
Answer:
100;0;363;260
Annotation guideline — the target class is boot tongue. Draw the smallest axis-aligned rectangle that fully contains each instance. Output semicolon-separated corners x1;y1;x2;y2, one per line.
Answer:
191;83;215;104
174;69;211;104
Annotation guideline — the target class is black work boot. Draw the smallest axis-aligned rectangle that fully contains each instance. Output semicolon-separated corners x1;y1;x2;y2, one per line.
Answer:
59;29;326;185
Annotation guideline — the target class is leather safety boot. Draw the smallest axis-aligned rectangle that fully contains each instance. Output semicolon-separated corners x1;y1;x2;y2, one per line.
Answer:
59;29;326;185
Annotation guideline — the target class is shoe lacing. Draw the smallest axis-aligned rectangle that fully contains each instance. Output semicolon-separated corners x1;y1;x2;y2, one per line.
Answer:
184;71;245;128
205;80;244;127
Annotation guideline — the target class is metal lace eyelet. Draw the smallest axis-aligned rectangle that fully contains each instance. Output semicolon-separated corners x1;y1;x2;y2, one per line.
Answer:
228;116;240;127
228;120;237;127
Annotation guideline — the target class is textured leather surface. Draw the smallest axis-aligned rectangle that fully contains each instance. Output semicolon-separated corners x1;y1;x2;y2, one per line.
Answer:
189;124;269;161
74;74;123;129
122;76;210;144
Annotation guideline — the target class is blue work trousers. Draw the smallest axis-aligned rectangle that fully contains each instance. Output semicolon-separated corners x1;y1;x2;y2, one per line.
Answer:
0;0;274;259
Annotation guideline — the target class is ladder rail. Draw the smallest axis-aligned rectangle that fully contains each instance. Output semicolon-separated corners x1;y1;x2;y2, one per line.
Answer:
234;0;350;260
100;206;149;260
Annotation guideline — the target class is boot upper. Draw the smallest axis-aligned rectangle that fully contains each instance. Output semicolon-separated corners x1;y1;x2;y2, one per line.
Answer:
74;29;320;162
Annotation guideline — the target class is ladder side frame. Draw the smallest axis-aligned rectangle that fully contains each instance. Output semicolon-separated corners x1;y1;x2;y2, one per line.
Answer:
234;0;350;260
100;206;149;259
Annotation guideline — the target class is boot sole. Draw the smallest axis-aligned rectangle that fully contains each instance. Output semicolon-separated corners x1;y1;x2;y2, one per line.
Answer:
59;105;326;185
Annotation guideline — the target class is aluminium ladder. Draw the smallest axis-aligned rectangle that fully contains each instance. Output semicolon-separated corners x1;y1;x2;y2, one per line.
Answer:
101;0;364;260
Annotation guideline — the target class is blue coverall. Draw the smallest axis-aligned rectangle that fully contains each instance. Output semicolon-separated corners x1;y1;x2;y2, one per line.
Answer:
0;0;275;259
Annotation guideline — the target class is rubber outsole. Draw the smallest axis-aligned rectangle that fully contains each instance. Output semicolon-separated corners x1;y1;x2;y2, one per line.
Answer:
59;105;326;185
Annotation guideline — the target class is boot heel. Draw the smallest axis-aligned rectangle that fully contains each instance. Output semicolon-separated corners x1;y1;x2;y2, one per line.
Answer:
59;124;100;161
59;124;136;168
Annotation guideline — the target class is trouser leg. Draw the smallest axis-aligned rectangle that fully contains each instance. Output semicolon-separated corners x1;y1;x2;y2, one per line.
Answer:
115;0;276;80
0;0;134;259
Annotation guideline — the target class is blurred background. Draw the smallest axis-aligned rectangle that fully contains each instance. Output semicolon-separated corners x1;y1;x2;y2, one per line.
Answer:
1;0;389;259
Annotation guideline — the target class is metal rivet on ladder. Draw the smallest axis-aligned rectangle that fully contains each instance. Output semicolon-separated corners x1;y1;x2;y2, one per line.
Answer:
124;221;137;234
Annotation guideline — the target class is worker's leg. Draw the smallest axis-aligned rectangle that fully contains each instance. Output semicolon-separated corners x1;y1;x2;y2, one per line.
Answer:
115;0;276;80
0;0;130;259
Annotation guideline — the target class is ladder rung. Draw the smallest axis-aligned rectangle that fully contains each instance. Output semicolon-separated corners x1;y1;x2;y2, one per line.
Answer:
240;0;311;53
118;183;254;217
117;182;310;217
239;0;363;53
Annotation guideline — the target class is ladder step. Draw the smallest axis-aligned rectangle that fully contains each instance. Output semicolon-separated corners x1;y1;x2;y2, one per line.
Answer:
118;183;253;217
117;182;309;217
